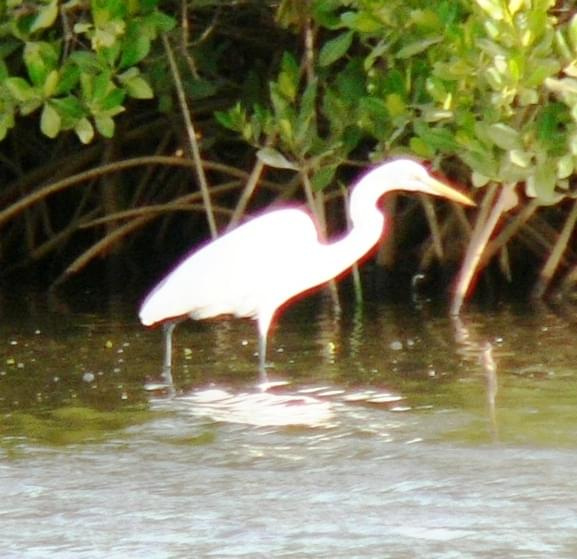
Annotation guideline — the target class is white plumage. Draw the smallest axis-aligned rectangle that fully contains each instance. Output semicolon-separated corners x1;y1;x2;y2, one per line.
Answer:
139;158;473;382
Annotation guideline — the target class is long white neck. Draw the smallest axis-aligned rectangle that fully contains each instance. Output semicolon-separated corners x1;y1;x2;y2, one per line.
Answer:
348;172;392;240
258;171;395;338
314;174;389;283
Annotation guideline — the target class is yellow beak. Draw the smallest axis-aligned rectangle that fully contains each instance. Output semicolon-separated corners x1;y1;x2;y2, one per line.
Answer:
427;176;475;206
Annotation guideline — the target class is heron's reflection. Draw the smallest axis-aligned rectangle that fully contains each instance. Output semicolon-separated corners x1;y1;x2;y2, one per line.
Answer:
452;315;499;441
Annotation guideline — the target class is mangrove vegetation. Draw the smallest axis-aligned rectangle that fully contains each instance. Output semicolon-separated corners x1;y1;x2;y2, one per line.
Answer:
1;0;577;309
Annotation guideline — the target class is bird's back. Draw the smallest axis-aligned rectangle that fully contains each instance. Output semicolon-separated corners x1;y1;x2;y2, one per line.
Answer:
139;208;321;326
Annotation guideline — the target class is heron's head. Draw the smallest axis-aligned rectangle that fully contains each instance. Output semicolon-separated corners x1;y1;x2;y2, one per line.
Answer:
368;158;474;206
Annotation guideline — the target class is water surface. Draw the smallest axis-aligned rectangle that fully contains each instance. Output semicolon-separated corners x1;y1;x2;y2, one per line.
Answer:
1;293;577;557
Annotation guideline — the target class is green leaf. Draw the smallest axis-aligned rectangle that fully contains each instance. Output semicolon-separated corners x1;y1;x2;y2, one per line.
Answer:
319;31;353;67
214;103;246;132
5;77;35;102
92;1;126;27
30;0;58;32
73;22;93;35
0;123;9;142
279;117;294;146
322;89;347;130
396;37;442;59
409;136;435;158
340;11;382;33
256;147;298;170
40;102;61;138
56;63;80;95
70;51;103;73
295;80;318;148
0;60;8;81
335;58;365;101
93;26;120;50
75;117;95;144
99;41;122;66
364;39;390;72
146;11;176;34
509;149;532;168
95;114;115;137
51;96;85;119
557;154;573;179
526;58;560;88
300;79;317;119
0;111;15;141
92;71;112;101
414;122;458;151
460;150;498;178
24;41;59;86
124;76;153;99
426;76;448;103
277;53;299;101
508;0;524;16
476;0;505;20
312;1;343;30
100;88;125;111
536;103;566;146
270;82;290;119
486;123;522;150
555;28;573;60
43;69;59;97
342;126;361;152
20;99;43;116
185;78;218;101
526;161;558;203
568;13;577;53
80;72;93;101
385;93;406;118
214;110;234;132
311;165;338;190
118;67;139;80
359;97;389;120
120;31;150;68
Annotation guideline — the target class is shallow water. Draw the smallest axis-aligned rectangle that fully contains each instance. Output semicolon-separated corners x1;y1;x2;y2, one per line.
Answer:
1;293;577;557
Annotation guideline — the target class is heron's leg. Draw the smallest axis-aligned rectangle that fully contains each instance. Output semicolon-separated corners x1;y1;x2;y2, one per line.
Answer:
258;333;269;387
162;321;177;386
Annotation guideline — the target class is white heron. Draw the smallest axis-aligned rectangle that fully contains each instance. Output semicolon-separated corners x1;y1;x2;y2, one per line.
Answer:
139;158;473;385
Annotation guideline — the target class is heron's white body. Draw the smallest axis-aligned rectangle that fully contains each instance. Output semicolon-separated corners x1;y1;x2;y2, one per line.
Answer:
139;205;383;338
139;159;472;377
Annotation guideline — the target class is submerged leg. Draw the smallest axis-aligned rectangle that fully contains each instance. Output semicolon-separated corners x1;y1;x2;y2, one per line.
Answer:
258;332;269;386
257;329;289;391
161;321;177;386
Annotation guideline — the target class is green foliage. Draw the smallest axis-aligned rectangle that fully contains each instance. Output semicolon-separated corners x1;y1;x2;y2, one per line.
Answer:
217;0;577;205
0;0;175;143
217;49;353;190
5;1;577;290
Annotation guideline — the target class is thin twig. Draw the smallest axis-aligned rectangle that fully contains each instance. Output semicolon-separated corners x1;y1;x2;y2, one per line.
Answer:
451;182;514;315
416;195;474;271
420;194;444;260
162;34;217;238
0;156;252;229
479;198;539;268
179;0;199;79
375;196;396;267
532;197;577;299
226;155;267;231
301;169;340;311
51;217;154;289
81;181;241;228
6;209;100;273
340;181;363;303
